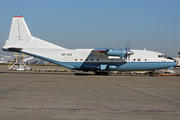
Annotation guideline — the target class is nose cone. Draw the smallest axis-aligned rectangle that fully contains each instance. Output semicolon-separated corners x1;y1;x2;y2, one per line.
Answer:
173;59;179;66
166;62;176;70
166;58;177;68
166;57;177;67
172;61;177;67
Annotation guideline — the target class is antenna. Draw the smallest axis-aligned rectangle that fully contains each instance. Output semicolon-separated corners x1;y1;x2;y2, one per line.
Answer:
125;40;131;51
125;40;128;51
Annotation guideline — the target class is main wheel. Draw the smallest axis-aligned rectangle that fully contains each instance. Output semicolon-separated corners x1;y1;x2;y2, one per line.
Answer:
102;72;109;75
95;71;101;75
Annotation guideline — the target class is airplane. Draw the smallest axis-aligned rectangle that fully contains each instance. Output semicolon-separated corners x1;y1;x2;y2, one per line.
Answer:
2;16;177;76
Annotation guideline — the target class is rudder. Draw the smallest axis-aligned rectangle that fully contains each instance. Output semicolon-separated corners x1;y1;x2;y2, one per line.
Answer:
8;16;32;41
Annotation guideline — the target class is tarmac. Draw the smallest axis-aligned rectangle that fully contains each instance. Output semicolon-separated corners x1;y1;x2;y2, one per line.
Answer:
0;65;180;120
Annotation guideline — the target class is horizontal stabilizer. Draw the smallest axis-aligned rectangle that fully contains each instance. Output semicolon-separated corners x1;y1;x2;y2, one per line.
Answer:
3;47;23;52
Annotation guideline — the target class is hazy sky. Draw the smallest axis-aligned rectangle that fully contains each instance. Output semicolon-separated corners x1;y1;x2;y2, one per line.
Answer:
0;0;180;57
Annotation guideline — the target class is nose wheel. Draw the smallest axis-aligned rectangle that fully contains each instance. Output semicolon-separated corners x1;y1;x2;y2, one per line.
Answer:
149;70;155;76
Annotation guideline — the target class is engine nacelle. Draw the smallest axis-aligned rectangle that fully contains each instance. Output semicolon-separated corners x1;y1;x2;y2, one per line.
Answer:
106;49;126;57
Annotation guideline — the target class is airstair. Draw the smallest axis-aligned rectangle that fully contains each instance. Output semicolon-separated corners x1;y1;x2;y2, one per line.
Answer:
8;53;33;71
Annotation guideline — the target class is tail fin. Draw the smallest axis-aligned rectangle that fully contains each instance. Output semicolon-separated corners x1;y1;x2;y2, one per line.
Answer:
3;16;65;51
9;16;32;41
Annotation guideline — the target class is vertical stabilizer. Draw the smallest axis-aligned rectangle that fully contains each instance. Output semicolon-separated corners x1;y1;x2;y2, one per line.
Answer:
8;16;32;41
3;15;65;51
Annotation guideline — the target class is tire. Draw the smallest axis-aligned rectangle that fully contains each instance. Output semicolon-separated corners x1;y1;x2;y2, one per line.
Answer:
149;72;154;76
95;72;101;75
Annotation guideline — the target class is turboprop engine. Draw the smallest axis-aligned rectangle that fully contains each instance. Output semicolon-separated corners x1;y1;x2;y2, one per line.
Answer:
93;47;134;58
105;49;134;57
106;49;126;57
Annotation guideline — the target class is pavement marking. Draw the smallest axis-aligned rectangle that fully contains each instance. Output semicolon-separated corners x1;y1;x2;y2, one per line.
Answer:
0;107;180;113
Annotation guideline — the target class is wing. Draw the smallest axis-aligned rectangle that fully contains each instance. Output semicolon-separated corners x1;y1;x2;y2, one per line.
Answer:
93;48;130;57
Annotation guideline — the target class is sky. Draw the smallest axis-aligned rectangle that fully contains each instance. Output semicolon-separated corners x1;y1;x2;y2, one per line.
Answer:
0;0;180;57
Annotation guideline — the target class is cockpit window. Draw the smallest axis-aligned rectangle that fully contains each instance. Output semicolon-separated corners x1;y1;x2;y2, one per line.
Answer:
158;54;174;60
167;57;173;60
158;55;163;57
158;55;167;58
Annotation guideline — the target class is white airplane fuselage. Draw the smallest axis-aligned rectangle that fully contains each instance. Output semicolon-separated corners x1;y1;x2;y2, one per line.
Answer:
2;16;176;73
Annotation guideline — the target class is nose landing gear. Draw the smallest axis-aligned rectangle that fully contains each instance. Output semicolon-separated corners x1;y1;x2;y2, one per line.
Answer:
149;70;155;76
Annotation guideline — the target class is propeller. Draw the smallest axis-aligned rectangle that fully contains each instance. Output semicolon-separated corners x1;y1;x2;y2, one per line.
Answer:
125;40;134;62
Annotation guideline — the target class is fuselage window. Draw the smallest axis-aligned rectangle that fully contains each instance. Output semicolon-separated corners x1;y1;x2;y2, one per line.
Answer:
133;59;136;61
145;59;147;61
91;59;93;61
80;59;83;61
138;59;141;61
75;59;77;61
86;59;88;61
97;59;99;61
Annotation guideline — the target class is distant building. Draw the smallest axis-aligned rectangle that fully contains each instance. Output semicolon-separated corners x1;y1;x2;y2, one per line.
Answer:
27;57;47;64
0;55;14;63
0;54;47;64
0;55;4;63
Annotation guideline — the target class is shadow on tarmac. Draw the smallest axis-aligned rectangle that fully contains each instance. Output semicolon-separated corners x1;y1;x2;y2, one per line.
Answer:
0;71;95;76
74;73;94;76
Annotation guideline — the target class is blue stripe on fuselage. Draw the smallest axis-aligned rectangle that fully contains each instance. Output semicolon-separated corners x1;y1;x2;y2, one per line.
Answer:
117;62;176;71
58;62;176;71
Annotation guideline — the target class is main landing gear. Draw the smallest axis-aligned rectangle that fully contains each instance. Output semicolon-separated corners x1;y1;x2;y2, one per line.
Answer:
95;70;109;75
